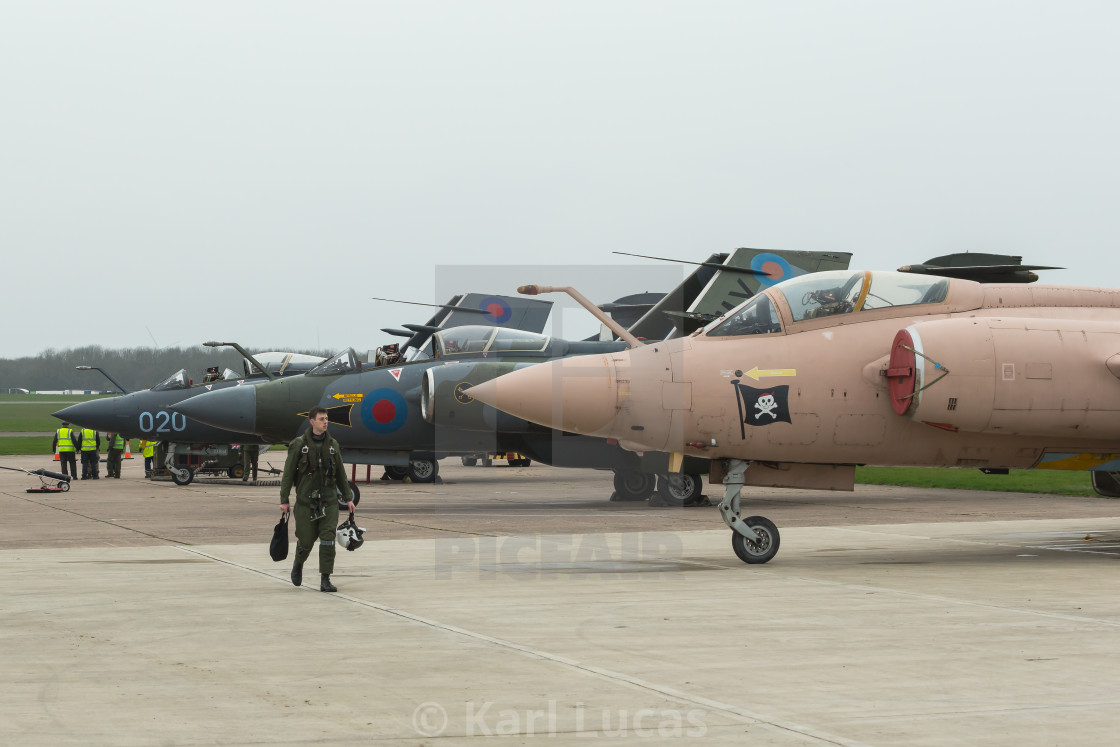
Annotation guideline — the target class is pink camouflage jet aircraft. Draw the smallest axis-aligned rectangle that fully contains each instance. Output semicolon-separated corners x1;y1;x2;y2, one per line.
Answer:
466;269;1120;564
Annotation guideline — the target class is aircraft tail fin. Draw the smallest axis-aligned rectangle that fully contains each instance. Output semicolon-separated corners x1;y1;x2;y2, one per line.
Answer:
628;248;853;339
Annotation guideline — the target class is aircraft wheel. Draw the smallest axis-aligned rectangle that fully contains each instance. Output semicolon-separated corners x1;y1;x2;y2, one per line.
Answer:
514;458;531;467
461;456;478;467
657;473;703;506
407;459;438;483
384;466;408;481
340;481;360;509
59;481;70;492
170;467;195;486
730;516;780;564
228;464;245;479
481;456;493;468
613;470;653;501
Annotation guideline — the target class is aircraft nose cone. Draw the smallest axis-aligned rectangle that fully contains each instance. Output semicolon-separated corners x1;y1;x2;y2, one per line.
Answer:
171;385;257;434
52;398;129;431
467;354;620;435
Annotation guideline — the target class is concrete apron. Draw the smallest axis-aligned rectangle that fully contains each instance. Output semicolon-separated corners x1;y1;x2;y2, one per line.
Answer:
3;518;1120;745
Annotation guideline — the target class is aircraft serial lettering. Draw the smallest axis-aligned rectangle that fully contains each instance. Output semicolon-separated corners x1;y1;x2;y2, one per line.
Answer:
139;410;188;434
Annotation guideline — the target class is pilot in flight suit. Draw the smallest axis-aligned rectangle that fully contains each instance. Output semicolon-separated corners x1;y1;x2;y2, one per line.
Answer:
280;407;354;592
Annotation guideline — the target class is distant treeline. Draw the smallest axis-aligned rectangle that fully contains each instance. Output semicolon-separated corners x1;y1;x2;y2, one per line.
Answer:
0;345;334;392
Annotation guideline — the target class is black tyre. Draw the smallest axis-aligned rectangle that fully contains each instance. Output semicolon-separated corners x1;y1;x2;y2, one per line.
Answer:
481;456;493;468
461;456;478;467
59;481;70;492
657;473;703;506
730;516;780;564
228;464;245;479
385;466;409;480
613;470;654;501
170;467;195;486
407;458;438;483
515;458;531;467
339;481;360;509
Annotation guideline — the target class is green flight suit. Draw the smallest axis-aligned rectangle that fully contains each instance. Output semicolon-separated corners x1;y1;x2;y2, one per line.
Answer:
241;443;260;482
106;433;124;478
280;430;352;575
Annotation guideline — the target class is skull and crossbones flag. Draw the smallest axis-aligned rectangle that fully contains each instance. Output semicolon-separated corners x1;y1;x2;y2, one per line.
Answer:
731;380;792;437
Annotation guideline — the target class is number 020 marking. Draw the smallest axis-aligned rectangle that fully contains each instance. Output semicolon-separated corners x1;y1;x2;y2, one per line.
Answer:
139;411;187;433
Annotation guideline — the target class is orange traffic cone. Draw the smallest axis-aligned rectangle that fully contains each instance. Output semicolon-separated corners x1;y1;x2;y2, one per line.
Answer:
53;445;60;461
124;441;133;459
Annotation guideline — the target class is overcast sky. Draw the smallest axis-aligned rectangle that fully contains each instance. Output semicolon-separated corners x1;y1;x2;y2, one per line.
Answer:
3;1;1117;358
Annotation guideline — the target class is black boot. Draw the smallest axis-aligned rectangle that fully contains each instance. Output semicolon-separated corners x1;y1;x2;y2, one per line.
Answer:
320;574;337;593
291;558;304;587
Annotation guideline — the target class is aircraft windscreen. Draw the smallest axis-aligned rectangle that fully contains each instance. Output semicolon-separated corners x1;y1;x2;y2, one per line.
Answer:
707;294;782;337
152;369;190;391
777;271;949;322
219;368;241;381
306;349;360;377
406;339;433;362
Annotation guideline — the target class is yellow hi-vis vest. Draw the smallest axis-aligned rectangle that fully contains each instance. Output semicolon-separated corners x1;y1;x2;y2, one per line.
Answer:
56;427;75;452
141;441;155;458
80;428;98;452
111;435;124;450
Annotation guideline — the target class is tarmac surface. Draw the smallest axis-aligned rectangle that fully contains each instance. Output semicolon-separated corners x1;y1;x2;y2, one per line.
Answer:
3;454;1120;745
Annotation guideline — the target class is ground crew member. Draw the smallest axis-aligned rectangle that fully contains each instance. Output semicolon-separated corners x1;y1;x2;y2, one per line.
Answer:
280;407;354;593
53;422;78;479
241;443;260;482
140;439;156;477
106;433;125;478
78;427;101;479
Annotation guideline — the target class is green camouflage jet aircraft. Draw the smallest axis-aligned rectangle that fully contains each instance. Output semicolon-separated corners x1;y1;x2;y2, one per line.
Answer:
172;326;629;482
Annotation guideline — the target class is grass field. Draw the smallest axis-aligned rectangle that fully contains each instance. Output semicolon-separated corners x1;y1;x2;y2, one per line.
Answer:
0;394;113;432
855;466;1095;497
0;437;54;457
0;393;111;402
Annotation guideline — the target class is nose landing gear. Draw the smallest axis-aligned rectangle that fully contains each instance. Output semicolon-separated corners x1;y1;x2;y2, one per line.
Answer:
719;459;780;564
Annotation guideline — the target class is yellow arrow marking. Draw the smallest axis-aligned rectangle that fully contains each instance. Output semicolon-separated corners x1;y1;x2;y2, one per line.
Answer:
332;393;363;402
744;366;796;381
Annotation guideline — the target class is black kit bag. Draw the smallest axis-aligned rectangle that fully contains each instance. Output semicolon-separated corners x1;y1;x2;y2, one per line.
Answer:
269;512;290;562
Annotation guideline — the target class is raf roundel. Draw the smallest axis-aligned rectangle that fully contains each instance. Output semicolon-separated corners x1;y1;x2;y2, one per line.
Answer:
751;252;802;288
478;296;513;325
360;388;408;433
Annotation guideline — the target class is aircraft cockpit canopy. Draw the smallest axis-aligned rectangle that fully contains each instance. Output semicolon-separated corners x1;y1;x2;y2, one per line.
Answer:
152;369;190;391
705;271;951;336
433;326;551;359
306;348;361;377
778;271;949;322
219;367;242;381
